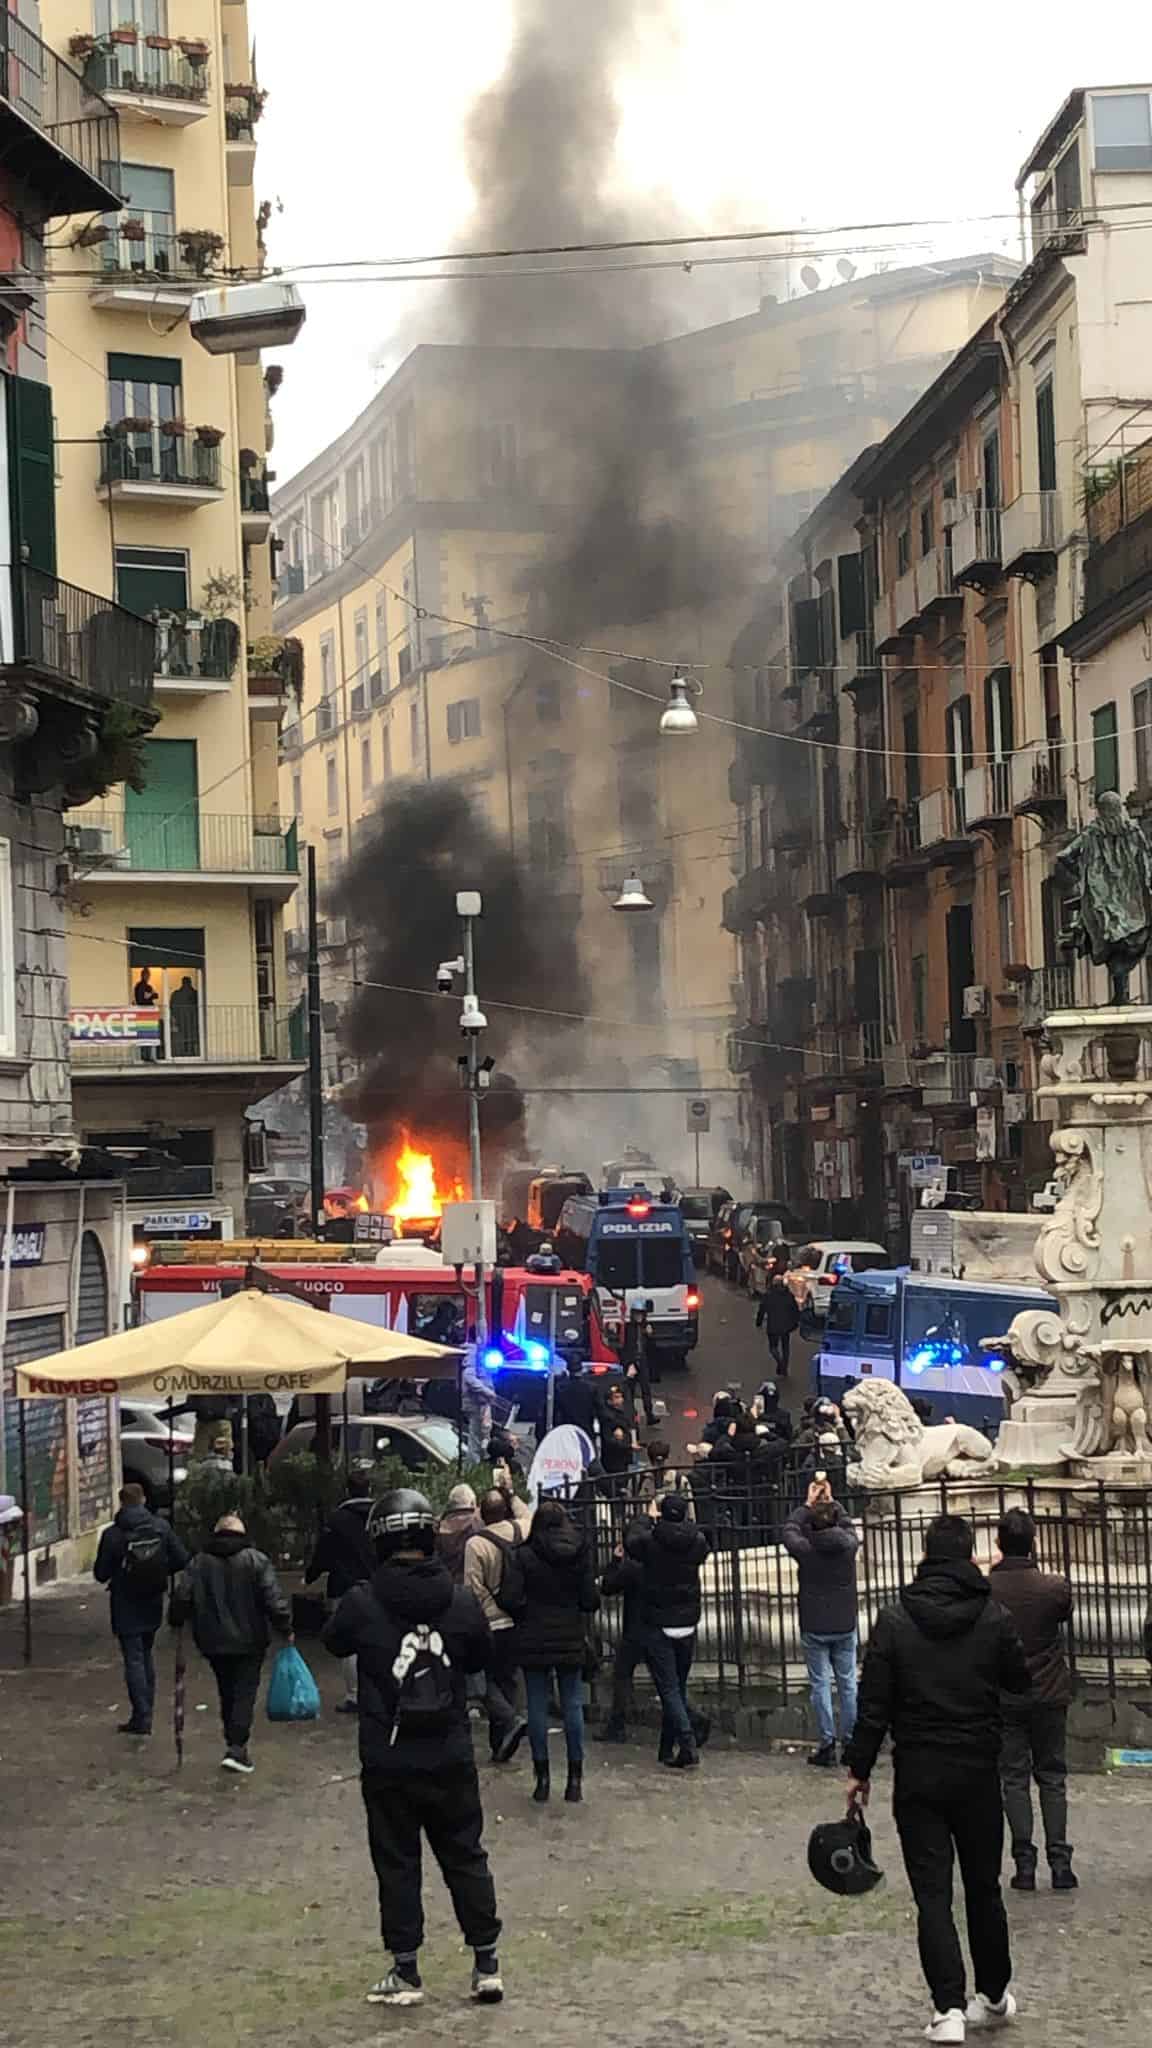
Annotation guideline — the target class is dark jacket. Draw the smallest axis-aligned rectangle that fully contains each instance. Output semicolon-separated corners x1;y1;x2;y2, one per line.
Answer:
503;1517;599;1668
548;1371;601;1442
323;1557;491;1773
710;1430;787;1492
600;1522;649;1640
781;1504;859;1636
844;1558;1031;1782
756;1284;800;1337
305;1498;375;1602
94;1505;188;1637
169;1532;291;1657
600;1428;635;1476
988;1554;1073;1707
626;1516;710;1632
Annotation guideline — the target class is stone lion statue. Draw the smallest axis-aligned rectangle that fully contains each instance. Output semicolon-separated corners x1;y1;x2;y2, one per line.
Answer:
842;1379;997;1491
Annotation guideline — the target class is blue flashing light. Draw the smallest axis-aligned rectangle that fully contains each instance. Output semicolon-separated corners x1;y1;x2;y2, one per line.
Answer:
905;1339;968;1376
482;1347;504;1373
524;1340;551;1367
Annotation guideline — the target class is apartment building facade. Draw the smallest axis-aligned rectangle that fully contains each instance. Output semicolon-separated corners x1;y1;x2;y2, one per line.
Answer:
0;0;158;1575
727;83;1152;1240
42;0;303;1239
275;260;1015;1177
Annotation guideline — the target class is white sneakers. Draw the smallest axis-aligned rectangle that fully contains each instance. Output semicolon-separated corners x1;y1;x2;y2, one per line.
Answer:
966;1991;1017;2031
924;2012;966;2044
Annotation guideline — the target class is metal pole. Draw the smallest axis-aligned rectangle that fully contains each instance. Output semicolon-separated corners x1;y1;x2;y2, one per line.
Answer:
306;843;325;1236
461;912;488;1361
19;1398;31;1667
694;1128;701;1188
307;843;332;1465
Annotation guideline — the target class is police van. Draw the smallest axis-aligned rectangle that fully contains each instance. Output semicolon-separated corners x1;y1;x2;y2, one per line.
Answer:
556;1184;699;1366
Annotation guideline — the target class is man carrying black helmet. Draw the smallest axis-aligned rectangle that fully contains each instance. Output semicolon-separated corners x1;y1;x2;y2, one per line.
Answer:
323;1487;505;2010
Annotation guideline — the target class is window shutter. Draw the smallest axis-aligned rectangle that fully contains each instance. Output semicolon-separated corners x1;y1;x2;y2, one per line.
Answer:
791;596;821;671
837;553;866;636
6;374;57;575
107;353;183;387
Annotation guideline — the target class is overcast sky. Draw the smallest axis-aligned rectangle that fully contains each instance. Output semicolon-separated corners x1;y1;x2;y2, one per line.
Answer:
248;0;1149;485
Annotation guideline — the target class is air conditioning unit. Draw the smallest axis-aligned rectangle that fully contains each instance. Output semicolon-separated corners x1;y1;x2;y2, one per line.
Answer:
973;1057;999;1091
962;984;989;1018
66;823;126;865
318;916;347;950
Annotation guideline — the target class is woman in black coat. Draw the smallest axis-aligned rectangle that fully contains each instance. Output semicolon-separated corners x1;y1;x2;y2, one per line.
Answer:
502;1498;599;1805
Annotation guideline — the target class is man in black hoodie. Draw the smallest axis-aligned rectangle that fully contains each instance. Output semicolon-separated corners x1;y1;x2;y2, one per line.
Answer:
169;1512;292;1773
989;1507;1076;1892
323;1487;504;2010
844;1515;1031;2045
627;1495;710;1768
94;1482;188;1735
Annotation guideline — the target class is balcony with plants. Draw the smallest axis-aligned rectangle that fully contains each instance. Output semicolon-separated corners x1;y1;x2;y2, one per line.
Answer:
69;27;211;126
0;9;123;217
99;419;224;503
82;216;225;310
225;79;265;182
248;633;304;715
239;449;272;541
4;565;157;809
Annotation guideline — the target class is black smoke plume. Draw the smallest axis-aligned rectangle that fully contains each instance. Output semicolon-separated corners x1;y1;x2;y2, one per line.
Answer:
335;782;584;1176
460;0;750;637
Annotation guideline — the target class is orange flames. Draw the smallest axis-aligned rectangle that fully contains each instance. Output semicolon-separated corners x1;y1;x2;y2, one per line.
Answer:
386;1135;465;1223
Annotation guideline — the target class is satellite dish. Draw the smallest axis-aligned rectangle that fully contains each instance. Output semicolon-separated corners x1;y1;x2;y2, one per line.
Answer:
800;264;821;292
837;258;857;281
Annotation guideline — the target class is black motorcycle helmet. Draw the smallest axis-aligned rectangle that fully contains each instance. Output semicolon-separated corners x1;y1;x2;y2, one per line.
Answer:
807;1810;884;1896
366;1488;437;1561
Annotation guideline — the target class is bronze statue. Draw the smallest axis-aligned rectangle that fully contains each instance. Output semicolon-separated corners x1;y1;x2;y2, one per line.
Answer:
1057;790;1152;1004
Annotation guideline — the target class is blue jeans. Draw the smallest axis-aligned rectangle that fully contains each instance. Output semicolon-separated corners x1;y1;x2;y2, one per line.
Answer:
119;1629;157;1730
644;1627;696;1755
802;1629;858;1747
523;1665;584;1764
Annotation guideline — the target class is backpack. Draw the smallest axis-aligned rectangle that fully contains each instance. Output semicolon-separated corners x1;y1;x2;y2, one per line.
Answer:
390;1624;455;1740
121;1529;170;1595
478;1525;521;1600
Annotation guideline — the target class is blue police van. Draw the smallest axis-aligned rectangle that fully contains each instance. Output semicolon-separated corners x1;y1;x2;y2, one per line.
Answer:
816;1268;1057;1431
556;1184;700;1366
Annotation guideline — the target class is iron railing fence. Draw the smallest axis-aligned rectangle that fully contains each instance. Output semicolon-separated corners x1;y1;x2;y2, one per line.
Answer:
548;1466;1152;1702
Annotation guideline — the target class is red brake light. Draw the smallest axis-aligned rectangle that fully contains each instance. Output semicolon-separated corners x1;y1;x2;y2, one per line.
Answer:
686;1289;700;1309
627;1200;650;1217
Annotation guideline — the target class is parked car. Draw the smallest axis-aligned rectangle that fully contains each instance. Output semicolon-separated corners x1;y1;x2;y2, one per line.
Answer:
676;1186;732;1262
267;1413;461;1475
706;1200;794;1283
795;1240;892;1323
119;1401;196;1505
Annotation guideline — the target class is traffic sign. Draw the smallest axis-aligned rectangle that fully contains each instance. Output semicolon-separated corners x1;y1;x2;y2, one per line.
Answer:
685;1098;711;1133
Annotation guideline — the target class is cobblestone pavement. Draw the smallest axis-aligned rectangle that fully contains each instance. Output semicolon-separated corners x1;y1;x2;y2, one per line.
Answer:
2;1586;1149;2048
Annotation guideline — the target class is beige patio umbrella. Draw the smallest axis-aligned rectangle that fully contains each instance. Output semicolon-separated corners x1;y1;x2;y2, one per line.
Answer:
14;1286;460;1401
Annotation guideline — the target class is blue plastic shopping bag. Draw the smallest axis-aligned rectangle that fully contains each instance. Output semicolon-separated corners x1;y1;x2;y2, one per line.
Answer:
266;1644;321;1722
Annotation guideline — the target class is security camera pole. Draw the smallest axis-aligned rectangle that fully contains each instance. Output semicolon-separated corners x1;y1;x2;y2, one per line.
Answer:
457;892;489;1362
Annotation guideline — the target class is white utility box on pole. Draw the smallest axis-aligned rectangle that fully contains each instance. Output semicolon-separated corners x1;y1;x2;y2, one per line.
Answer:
441;1201;497;1270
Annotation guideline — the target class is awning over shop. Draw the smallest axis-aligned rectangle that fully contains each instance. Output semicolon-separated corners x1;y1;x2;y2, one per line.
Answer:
14;1287;458;1401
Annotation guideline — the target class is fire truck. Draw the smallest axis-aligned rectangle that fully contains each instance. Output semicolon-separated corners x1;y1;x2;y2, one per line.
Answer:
133;1240;618;1373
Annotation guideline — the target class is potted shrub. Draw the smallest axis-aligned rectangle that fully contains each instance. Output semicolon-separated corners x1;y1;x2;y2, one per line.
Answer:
110;23;138;43
264;364;284;395
109;416;152;436
177;228;225;276
179;36;210;64
145;32;173;48
72;221;109;249
195;424;224;447
120;217;147;242
159;417;187;438
238;447;259;471
69;32;98;57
